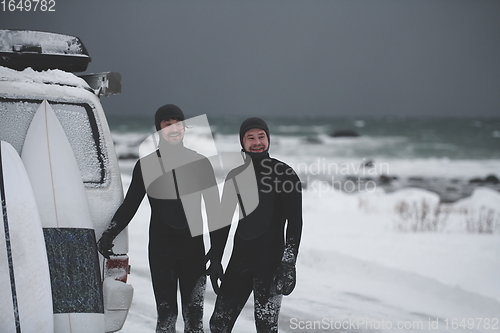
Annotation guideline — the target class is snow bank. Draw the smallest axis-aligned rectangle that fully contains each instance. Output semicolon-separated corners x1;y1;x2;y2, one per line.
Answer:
453;187;500;212
357;187;441;215
302;185;500;303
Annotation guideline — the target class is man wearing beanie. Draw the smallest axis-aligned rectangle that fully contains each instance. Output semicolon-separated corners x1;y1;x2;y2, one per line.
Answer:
97;104;220;333
207;117;303;332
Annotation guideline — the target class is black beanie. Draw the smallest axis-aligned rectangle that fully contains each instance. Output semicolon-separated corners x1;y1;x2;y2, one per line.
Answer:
239;117;270;148
155;104;185;131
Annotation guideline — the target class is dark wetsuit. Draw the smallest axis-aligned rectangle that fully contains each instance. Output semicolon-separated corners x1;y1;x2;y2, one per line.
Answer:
107;143;219;333
210;152;302;333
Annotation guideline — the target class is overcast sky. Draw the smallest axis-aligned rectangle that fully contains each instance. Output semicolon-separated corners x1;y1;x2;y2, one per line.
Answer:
2;0;499;118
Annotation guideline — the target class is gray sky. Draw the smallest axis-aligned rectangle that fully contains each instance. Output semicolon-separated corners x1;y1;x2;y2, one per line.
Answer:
2;0;499;117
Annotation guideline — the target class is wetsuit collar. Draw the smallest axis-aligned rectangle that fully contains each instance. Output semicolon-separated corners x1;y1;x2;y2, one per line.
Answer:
157;138;186;157
242;149;270;161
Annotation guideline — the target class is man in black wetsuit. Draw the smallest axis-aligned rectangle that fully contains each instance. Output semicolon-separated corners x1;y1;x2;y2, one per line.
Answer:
97;104;220;333
207;117;303;333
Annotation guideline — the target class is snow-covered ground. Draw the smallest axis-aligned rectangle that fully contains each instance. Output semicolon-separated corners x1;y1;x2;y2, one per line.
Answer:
116;160;500;333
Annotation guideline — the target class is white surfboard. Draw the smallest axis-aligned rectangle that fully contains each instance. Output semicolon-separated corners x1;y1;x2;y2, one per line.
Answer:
21;100;105;332
0;140;54;333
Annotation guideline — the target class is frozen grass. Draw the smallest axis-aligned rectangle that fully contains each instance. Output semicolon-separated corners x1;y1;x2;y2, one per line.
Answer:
393;199;450;233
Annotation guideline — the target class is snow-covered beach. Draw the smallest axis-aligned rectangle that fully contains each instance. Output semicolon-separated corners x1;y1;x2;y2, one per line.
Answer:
116;153;500;332
109;116;500;332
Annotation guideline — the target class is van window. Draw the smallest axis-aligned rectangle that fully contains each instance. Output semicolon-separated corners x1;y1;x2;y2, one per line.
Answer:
0;98;107;186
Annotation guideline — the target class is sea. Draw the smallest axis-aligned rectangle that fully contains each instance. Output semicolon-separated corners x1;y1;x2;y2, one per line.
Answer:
107;115;500;203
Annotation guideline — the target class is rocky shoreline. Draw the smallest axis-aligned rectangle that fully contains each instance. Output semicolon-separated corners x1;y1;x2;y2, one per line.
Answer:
301;173;500;203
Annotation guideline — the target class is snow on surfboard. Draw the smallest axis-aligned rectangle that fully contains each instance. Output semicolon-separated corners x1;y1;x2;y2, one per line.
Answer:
21;100;105;332
0;140;54;333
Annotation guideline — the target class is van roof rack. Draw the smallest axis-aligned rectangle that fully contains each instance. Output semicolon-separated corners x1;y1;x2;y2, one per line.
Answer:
0;29;91;72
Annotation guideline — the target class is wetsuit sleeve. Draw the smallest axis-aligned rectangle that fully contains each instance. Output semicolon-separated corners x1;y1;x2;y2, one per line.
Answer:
106;160;146;238
282;168;303;265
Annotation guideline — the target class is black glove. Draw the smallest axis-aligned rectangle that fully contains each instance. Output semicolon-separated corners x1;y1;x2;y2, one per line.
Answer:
205;249;224;295
97;231;115;259
274;262;296;296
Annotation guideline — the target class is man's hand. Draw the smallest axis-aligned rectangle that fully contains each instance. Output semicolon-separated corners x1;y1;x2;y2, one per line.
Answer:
274;261;296;296
97;231;115;259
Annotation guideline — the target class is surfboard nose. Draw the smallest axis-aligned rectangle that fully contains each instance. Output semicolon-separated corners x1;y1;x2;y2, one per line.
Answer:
22;100;94;229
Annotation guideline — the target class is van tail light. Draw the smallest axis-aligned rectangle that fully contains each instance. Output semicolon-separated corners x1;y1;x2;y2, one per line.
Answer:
104;254;130;283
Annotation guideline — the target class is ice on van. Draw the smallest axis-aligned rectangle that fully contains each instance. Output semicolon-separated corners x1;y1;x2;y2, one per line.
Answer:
0;29;133;332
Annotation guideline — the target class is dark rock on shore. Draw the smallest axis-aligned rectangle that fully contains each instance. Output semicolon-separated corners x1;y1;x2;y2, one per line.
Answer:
364;159;374;167
409;176;425;182
469;174;500;184
379;175;398;184
485;174;500;184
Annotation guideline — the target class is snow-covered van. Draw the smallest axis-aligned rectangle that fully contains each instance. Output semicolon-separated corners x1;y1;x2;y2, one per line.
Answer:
0;29;132;332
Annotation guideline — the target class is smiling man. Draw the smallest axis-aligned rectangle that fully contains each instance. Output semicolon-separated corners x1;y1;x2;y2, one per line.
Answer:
97;104;220;333
159;118;185;145
242;127;268;153
208;117;303;333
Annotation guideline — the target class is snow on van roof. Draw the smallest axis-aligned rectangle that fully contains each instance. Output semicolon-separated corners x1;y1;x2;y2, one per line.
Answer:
0;30;91;72
0;30;88;56
0;66;90;89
